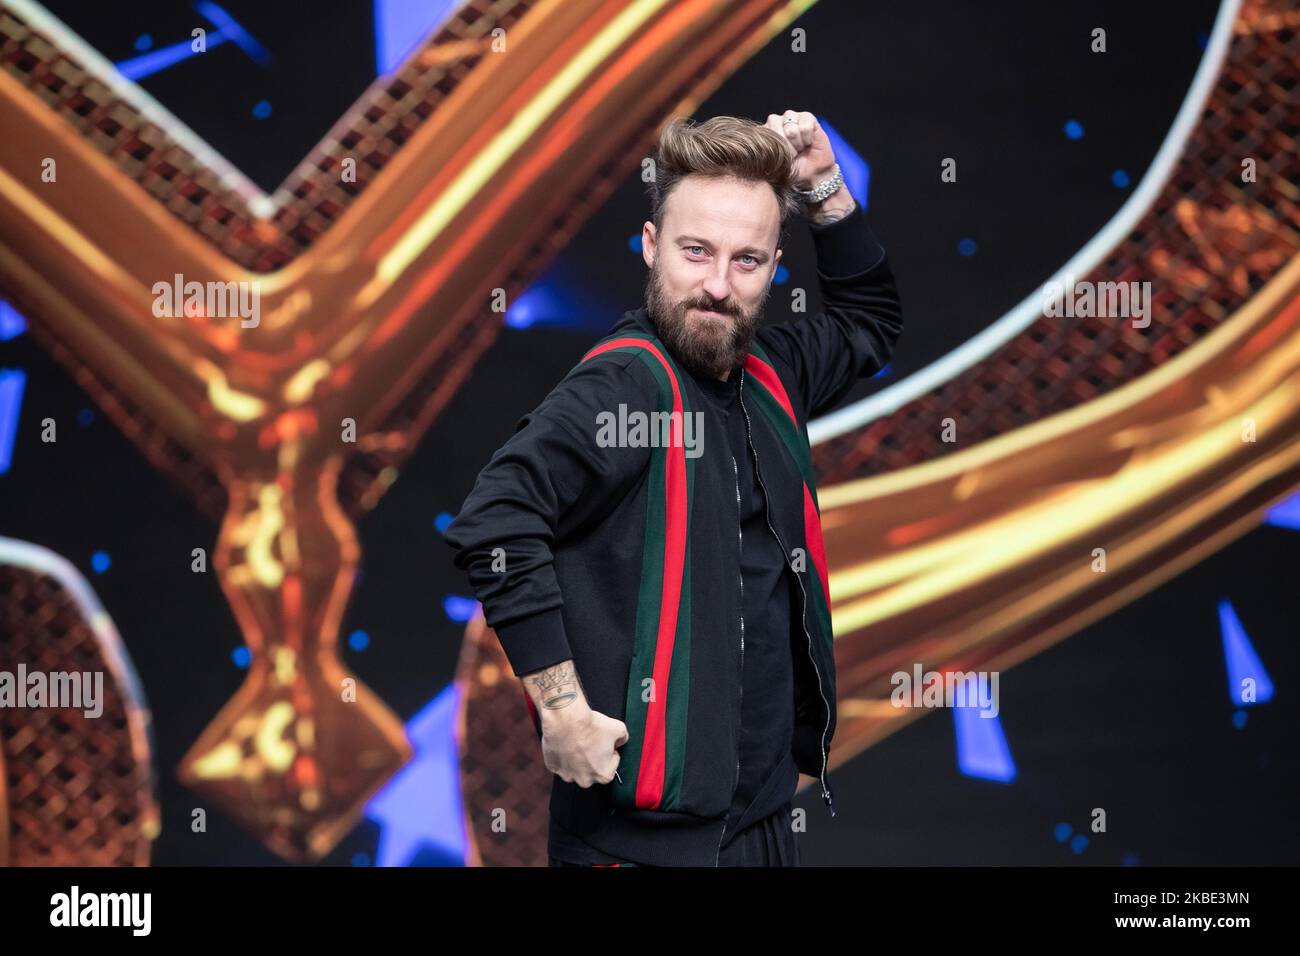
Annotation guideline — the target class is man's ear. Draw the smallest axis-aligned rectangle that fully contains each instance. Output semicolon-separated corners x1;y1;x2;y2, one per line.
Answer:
769;247;783;288
641;221;656;268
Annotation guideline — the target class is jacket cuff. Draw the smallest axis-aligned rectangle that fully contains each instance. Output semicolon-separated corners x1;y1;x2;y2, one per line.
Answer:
494;606;574;677
808;199;887;278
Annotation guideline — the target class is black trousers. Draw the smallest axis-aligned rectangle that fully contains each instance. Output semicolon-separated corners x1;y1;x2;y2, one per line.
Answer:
548;801;800;867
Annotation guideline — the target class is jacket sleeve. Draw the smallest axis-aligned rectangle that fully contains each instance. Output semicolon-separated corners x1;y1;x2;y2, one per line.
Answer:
443;353;652;678
755;201;903;419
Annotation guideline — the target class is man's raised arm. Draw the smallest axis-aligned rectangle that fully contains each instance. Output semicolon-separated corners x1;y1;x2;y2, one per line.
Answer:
756;193;904;420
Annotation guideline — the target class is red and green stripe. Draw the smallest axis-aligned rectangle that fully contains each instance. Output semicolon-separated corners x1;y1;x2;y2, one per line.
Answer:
580;336;693;809
743;342;833;649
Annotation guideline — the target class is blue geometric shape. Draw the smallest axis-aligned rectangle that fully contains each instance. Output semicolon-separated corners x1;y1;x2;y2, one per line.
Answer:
628;234;643;254
348;629;370;651
1054;822;1073;843
0;300;26;340
0;368;25;475
773;264;789;285
443;595;479;623
116;37;229;81
953;678;1016;783
871;361;892;380
134;34;154;53
90;551;111;574
1264;491;1300;530
816;117;870;211
115;3;268;81
958;238;977;257
1232;709;1248;729
1070;834;1088;854
1064;120;1085;140
1218;598;1274;706
405;841;465;866
78;407;95;427
366;683;468;866
374;0;459;74
232;646;251;668
504;285;550;329
503;281;591;331
251;100;273;120
194;2;271;64
1112;169;1131;189
434;511;454;533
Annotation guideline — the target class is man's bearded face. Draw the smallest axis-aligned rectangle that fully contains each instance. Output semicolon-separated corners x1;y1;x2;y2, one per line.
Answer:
644;258;770;381
640;175;781;381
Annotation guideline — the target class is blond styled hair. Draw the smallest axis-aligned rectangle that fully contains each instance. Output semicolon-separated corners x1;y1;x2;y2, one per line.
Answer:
646;115;801;242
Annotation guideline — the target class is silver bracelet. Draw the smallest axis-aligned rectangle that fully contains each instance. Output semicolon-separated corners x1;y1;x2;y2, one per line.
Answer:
796;163;844;204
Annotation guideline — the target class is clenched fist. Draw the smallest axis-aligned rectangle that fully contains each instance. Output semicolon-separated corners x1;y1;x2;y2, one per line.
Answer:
541;700;629;788
521;659;629;788
765;109;837;189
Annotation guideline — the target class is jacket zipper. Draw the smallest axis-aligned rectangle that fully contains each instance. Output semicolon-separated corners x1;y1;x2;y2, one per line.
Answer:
737;368;836;818
716;451;745;866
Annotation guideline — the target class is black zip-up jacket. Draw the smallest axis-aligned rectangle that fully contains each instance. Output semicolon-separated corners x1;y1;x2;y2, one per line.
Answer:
445;201;902;865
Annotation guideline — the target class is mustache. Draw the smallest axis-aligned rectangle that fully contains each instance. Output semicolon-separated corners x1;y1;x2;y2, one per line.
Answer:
684;301;739;316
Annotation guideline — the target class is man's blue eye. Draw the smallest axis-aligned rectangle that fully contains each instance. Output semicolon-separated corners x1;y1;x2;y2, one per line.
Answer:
685;247;757;264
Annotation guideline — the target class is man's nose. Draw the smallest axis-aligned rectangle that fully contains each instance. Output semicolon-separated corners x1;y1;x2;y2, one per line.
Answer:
701;268;731;303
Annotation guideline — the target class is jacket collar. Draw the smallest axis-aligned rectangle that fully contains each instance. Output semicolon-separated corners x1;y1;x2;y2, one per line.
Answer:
611;305;656;337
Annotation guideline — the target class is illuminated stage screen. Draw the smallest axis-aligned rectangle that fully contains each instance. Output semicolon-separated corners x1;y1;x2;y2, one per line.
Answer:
0;0;1295;914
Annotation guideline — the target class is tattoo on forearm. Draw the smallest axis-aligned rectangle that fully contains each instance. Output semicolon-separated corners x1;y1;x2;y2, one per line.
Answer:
809;195;856;225
528;661;582;709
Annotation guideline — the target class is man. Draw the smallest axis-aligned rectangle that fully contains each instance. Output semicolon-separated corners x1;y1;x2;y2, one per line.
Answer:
445;110;903;866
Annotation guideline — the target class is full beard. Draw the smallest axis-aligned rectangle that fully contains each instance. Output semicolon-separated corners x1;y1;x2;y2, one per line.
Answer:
644;262;767;381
